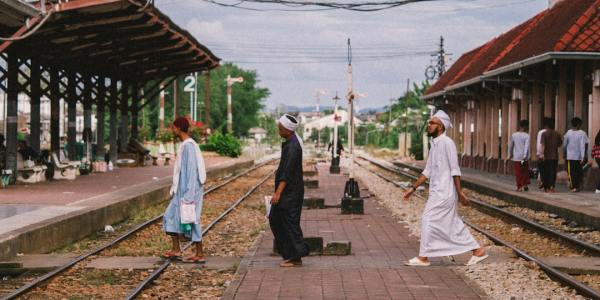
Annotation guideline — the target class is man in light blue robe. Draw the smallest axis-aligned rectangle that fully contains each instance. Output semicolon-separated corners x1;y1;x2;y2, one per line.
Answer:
163;117;207;263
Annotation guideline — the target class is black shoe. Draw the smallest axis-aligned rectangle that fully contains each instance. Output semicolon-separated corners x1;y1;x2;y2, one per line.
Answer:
524;186;529;191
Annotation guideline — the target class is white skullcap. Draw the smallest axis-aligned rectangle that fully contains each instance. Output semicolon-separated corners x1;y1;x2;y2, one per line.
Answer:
278;114;298;132
432;110;452;129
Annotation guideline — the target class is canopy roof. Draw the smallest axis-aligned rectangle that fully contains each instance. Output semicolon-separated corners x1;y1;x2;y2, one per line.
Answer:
1;0;220;80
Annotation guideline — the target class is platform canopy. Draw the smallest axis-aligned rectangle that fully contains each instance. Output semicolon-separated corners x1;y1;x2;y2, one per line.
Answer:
1;0;220;80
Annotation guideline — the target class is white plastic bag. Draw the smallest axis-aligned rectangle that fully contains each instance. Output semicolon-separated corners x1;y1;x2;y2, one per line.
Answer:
264;196;272;218
180;201;197;224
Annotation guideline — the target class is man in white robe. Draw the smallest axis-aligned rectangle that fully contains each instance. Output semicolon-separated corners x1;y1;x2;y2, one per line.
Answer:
403;110;487;266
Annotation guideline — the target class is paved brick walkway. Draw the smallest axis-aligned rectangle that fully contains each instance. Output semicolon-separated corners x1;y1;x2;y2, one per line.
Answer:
226;164;483;300
0;155;234;206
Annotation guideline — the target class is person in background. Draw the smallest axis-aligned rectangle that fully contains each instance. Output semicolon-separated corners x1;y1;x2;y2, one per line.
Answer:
162;117;207;263
540;118;562;193
0;134;6;170
509;120;530;191
17;139;39;162
592;130;600;194
563;117;588;192
536;118;550;190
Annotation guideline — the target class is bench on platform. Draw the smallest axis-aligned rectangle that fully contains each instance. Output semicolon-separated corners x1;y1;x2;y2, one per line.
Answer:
51;153;77;180
16;155;46;184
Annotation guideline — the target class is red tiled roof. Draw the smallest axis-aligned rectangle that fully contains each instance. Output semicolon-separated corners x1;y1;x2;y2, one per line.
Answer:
424;0;600;97
557;2;600;52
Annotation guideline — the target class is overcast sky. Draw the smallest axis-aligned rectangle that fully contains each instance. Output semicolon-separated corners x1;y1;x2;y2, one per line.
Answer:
156;0;549;110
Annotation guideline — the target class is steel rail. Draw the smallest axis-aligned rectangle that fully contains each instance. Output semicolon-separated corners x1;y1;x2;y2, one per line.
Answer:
356;155;600;255
356;156;600;299
125;169;275;299
1;159;277;300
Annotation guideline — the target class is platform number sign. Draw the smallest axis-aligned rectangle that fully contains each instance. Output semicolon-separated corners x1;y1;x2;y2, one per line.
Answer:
184;75;196;92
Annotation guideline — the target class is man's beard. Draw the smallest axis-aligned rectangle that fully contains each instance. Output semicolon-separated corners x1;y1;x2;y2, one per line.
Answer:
427;130;439;138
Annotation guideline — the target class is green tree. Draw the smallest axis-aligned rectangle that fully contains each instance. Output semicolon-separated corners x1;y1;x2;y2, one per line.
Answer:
196;63;270;137
137;63;270;141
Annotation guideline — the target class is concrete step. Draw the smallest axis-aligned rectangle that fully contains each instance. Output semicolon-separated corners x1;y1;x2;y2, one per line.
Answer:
86;256;240;271
14;254;78;271
541;256;600;275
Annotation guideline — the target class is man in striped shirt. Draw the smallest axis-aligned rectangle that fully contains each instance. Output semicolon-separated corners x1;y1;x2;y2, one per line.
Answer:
564;117;588;192
509;120;530;191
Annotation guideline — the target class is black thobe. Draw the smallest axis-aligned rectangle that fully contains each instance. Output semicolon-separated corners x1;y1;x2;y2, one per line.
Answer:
269;135;310;260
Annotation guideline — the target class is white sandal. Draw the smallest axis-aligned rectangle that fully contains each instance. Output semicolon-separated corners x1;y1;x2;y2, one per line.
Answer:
404;257;430;266
466;254;489;266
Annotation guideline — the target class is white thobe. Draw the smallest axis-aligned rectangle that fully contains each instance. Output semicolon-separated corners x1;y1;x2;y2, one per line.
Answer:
420;133;479;257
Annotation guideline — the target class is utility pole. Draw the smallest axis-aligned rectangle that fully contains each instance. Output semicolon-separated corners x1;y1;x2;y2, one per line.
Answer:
173;76;179;119
388;98;394;130
315;90;326;148
159;82;165;130
225;75;244;134
204;71;210;129
437;36;447;78
404;78;410;157
341;38;363;214
330;92;340;174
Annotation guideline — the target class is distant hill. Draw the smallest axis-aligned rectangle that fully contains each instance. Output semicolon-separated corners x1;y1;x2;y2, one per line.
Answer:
263;105;385;114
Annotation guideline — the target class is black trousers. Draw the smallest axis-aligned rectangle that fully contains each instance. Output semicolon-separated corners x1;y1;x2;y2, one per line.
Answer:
567;160;583;190
596;158;600;190
269;204;309;260
541;159;558;189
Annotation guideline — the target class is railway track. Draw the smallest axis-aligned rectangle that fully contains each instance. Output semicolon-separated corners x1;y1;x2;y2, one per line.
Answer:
1;159;277;300
356;155;600;299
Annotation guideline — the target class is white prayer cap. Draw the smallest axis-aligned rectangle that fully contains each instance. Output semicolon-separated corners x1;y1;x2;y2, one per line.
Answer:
278;114;299;131
432;110;452;129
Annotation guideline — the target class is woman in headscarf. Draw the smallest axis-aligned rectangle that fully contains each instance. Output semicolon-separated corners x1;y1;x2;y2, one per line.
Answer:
162;117;207;263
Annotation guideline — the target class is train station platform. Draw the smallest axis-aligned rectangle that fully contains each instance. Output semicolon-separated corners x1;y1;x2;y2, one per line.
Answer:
0;154;254;260
387;156;600;230
223;164;484;300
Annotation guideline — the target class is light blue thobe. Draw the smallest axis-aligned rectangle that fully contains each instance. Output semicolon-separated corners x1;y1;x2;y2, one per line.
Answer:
163;142;204;242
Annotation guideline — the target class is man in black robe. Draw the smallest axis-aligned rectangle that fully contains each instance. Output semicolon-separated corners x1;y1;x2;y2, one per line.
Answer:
270;114;310;267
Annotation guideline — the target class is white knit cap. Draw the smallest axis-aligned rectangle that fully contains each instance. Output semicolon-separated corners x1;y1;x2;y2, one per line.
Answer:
432;110;452;129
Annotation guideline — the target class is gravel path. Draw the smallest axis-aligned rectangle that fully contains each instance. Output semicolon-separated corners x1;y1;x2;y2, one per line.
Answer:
354;164;588;300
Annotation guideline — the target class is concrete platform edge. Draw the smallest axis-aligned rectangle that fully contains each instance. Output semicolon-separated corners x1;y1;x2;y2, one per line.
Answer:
221;231;265;300
0;158;254;260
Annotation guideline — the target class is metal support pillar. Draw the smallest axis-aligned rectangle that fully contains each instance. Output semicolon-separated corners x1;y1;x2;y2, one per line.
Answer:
83;74;93;163
67;72;77;160
30;58;41;153
530;82;542;161
490;94;500;159
544;63;554;118
6;52;18;178
50;68;60;159
96;77;106;160
120;80;129;151
574;61;585;129
557;62;568;134
501;91;509;161
131;81;139;140
204;71;210;129
109;79;118;163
